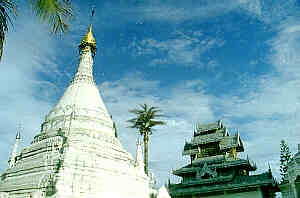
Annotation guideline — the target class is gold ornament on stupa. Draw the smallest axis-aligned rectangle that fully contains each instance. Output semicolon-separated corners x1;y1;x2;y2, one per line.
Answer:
80;24;96;48
79;24;96;55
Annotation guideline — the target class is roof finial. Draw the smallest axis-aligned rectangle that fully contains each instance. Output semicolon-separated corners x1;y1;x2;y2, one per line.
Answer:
79;25;96;50
8;124;22;168
135;138;145;174
16;122;21;139
91;6;95;18
268;162;272;175
79;7;97;56
90;6;96;27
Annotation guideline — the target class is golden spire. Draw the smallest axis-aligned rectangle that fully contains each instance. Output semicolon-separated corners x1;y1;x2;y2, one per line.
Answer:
80;24;96;49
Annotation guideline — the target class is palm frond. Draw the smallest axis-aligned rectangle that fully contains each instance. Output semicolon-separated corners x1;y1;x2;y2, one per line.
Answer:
127;103;166;136
149;120;166;126
129;108;144;115
127;118;138;127
127;103;166;176
140;103;148;112
30;0;72;34
148;106;160;112
0;0;16;61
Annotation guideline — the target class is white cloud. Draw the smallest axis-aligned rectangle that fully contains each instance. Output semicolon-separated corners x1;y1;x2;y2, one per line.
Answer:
140;0;262;23
212;16;300;182
105;8;300;185
101;20;300;182
258;0;299;24
139;0;300;26
87;0;262;27
129;31;224;67
99;68;297;186
99;74;215;185
0;9;59;172
269;23;300;77
238;0;262;17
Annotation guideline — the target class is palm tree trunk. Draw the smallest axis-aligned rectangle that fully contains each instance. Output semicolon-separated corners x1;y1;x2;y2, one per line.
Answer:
144;133;149;176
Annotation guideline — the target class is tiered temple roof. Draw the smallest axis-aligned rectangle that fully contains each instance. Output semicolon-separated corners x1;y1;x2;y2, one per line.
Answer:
183;126;244;156
182;120;245;163
168;120;279;198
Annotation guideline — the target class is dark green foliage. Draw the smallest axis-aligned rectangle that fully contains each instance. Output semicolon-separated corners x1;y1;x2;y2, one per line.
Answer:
128;104;166;176
0;172;7;181
149;193;157;198
280;139;292;183
45;177;57;196
113;121;118;138
30;0;72;33
128;104;166;136
0;0;16;61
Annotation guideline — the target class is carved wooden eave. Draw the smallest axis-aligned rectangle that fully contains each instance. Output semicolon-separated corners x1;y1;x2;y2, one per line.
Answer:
169;172;279;196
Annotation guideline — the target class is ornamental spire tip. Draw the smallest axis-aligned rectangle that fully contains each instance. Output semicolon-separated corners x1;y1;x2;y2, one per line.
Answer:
79;24;96;53
16;123;21;139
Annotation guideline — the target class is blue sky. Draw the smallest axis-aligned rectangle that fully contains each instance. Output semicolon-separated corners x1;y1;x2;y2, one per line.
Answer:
1;0;300;191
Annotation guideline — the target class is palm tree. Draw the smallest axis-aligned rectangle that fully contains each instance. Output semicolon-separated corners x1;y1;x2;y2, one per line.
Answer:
30;0;72;33
0;0;17;60
128;104;166;176
0;0;72;61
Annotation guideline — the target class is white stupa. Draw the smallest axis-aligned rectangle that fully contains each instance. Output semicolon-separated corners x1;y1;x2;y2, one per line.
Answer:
0;25;149;198
157;186;171;198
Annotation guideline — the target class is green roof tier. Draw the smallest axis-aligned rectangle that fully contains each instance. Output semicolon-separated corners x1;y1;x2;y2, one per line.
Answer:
194;120;223;134
169;172;279;197
183;129;244;156
173;158;256;176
